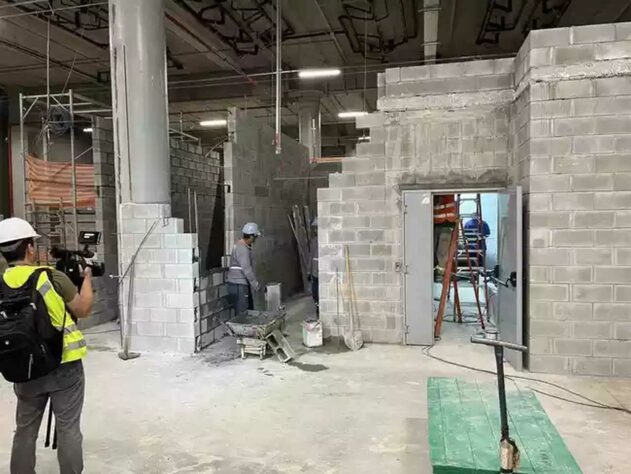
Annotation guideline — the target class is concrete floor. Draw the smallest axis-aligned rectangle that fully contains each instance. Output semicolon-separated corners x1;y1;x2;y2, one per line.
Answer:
1;297;630;473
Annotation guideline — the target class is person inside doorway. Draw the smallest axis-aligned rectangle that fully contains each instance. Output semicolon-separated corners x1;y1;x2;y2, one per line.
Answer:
226;222;262;315
464;217;491;268
308;218;319;318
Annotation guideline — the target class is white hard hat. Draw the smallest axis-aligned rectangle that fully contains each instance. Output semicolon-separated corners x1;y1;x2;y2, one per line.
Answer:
0;218;40;248
242;222;261;236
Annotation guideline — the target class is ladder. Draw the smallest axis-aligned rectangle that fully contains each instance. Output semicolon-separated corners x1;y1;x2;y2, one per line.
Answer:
434;193;490;338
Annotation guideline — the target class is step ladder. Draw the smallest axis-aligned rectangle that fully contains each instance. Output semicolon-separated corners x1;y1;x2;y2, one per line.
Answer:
265;329;296;363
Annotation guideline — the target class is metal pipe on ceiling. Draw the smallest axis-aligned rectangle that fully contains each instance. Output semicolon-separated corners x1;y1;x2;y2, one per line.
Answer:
0;1;108;20
274;0;281;155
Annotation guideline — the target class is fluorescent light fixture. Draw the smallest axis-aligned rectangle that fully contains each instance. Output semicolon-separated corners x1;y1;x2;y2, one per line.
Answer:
358;135;371;142
83;127;93;133
199;119;227;127
338;111;368;118
298;68;341;79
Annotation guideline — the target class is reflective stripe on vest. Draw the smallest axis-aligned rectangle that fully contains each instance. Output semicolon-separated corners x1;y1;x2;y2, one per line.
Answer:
2;265;87;363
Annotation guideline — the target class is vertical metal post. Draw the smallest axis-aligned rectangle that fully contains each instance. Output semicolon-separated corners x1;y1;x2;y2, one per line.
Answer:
187;187;192;233
69;90;79;249
19;93;26;219
274;0;282;155
193;190;199;235
495;345;509;441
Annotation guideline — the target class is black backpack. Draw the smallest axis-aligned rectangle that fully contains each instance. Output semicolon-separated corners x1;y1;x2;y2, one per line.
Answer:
0;268;66;383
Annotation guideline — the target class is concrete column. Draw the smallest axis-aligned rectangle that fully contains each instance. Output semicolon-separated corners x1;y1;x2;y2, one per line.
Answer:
109;0;170;204
296;92;322;161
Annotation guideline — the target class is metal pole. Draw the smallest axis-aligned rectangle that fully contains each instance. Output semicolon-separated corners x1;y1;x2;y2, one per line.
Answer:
187;188;192;233
274;0;282;155
69;90;79;250
193;190;199;235
19;93;26;219
495;345;509;441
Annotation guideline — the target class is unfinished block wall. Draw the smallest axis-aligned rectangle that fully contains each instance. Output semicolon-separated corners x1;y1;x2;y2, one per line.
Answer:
170;140;224;271
515;23;631;376
224;108;310;302
318;59;515;343
320;21;631;376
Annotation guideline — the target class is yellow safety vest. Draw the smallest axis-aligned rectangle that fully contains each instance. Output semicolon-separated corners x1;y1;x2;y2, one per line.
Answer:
2;265;87;363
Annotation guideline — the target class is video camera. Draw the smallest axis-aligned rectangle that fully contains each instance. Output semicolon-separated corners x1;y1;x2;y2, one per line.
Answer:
50;231;105;289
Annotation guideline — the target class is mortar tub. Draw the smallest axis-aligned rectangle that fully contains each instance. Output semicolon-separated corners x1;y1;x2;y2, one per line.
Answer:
224;309;287;339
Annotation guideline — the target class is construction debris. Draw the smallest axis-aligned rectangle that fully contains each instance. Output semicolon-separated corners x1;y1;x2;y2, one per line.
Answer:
288;204;311;292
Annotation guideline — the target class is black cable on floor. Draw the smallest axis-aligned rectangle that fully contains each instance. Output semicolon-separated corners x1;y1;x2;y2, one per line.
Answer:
422;346;631;415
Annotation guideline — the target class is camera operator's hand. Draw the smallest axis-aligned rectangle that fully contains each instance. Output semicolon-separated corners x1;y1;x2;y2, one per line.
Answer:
82;266;93;279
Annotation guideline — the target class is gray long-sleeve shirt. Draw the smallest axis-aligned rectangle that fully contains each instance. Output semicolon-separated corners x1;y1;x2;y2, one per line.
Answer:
226;240;259;289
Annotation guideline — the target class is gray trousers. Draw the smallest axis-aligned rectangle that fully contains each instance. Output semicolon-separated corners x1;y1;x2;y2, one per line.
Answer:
11;361;85;474
227;282;253;315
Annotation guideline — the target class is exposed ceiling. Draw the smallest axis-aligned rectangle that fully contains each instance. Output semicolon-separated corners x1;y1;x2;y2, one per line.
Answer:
0;0;629;156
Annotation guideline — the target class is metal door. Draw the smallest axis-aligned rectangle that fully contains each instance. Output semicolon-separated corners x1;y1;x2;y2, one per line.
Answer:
496;186;524;369
403;191;434;345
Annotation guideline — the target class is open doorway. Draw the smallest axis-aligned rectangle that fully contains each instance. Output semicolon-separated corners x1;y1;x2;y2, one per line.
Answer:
403;187;523;369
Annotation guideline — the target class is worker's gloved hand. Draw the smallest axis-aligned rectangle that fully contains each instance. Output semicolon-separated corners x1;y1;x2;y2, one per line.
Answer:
253;282;262;292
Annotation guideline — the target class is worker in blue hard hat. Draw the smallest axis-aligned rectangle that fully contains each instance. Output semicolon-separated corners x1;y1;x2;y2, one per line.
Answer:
226;222;262;315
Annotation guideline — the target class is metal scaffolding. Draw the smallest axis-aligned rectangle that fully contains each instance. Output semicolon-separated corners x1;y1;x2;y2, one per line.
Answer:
18;89;108;260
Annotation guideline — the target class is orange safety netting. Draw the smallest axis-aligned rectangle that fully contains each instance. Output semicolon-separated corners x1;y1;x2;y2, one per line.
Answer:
26;155;96;208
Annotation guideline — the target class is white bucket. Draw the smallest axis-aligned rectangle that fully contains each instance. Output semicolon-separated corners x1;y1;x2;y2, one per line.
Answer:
302;320;323;347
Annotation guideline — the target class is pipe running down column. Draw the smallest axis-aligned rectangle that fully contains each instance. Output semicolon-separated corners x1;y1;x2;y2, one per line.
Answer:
109;0;171;204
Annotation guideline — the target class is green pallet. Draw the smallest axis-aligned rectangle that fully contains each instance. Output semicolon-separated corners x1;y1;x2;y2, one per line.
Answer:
428;377;582;474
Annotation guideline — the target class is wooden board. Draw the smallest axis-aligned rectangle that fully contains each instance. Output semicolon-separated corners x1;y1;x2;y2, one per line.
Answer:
428;377;582;474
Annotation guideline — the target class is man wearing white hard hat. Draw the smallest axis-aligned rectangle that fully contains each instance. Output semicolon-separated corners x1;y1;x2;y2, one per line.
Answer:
0;217;94;473
226;222;262;315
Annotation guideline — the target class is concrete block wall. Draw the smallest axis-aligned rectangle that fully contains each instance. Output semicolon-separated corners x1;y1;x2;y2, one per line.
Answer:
196;268;231;350
320;21;631;376
224;108;310;303
515;23;631;376
170;140;224;272
118;203;200;353
318;59;515;343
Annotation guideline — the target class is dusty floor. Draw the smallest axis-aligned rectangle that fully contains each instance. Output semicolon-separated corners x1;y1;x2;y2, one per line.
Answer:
1;296;630;473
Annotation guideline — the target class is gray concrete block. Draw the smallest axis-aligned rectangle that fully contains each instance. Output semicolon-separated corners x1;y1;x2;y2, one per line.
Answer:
529;211;571;228
385;67;400;83
529;284;569;302
572;136;616;154
571;174;614;192
165;322;195;338
595;77;631;96
595;41;631;60
328;230;356;243
531;27;571;48
595;192;631;210
529;228;550;248
429;62;466;79
529;248;571;266
552;266;592;283
550;229;593;247
529;193;551;211
399;65;430;82
595;116;631;135
552;193;593;211
594;303;631;321
613;358;631;377
574;249;613;265
529;337;553;354
529;47;553;67
317;188;342;202
164;263;199;279
616;249;631;265
572;357;613;376
616;22;631;40
553;302;593;321
136;322;165;337
551;79;593;99
594;339;631;358
529;266;549;282
133;263;163;278
572;24;616;44
594;266;631;283
530;175;570;192
613;174;631;191
150;308;178;323
573;211;614;228
529;137;571;156
553;45;595;65
573;321;612;339
531;99;571;119
554;338;592;356
528;355;571;374
553;117;596;136
615;286;631;302
614;322;631;339
594;230;631;247
572;96;631;117
616;136;631;152
572;285;613;302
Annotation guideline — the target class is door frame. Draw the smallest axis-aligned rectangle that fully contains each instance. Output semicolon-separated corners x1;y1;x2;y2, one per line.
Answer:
402;186;505;347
